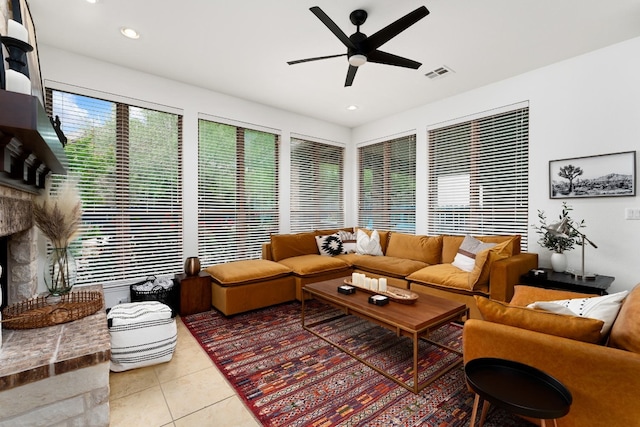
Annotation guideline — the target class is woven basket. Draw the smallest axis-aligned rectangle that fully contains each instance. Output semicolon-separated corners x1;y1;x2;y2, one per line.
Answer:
1;290;104;329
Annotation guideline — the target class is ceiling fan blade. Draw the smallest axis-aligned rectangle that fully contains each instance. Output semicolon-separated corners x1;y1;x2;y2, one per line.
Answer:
344;65;358;87
367;50;422;69
287;53;346;65
363;6;429;52
310;6;356;50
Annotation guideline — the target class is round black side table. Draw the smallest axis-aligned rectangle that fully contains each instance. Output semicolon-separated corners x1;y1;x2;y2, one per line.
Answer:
464;358;572;427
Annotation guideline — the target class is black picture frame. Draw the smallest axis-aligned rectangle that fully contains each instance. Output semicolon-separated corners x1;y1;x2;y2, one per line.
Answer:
549;151;636;199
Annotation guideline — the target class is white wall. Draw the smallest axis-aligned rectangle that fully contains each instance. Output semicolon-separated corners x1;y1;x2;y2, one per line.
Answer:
353;36;640;294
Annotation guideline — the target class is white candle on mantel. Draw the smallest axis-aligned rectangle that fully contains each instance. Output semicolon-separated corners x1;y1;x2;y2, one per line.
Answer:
5;69;31;95
371;278;378;292
8;19;29;43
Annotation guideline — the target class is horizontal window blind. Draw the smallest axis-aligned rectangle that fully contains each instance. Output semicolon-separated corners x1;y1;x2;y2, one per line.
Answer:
290;138;344;232
198;120;279;266
358;135;416;232
427;106;529;248
48;89;183;285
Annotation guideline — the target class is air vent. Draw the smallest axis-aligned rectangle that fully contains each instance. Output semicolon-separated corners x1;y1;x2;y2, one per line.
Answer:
425;66;454;80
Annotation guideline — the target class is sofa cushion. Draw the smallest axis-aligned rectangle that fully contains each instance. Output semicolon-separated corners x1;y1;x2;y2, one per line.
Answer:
471;238;514;287
351;255;427;279
442;234;520;263
475;296;605;343
407;263;474;291
452;235;496;272
510;285;595;306
609;284;640;353
277;254;350;276
356;229;383;256
205;259;292;286
315;233;345;256
385;233;442;265
270;232;318;261
528;291;628;336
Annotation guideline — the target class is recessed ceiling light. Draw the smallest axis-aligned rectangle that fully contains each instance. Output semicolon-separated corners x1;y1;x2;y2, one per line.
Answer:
86;0;99;4
346;105;359;111
120;27;140;39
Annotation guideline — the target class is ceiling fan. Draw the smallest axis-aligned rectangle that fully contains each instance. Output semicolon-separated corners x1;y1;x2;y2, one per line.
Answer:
288;6;430;87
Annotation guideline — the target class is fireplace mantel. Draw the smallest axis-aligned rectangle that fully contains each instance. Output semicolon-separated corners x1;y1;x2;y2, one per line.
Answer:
0;89;67;193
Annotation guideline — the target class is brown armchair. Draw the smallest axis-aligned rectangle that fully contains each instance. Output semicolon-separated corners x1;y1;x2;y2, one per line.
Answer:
463;284;640;427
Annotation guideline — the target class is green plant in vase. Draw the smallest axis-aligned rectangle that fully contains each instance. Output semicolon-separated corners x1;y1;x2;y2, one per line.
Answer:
533;202;585;272
33;177;83;296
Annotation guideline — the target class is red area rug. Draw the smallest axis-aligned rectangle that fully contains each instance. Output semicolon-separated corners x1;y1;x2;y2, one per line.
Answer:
183;300;534;427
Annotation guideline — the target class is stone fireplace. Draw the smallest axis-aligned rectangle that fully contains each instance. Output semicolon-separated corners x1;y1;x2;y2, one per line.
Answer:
0;183;38;309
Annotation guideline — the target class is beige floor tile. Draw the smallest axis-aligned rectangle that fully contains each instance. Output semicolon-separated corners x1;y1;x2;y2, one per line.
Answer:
110;385;173;427
109;365;160;400
154;338;213;383
162;366;235;420
174;396;261;427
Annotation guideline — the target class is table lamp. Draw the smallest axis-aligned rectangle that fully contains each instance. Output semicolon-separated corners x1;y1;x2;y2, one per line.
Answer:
545;217;598;281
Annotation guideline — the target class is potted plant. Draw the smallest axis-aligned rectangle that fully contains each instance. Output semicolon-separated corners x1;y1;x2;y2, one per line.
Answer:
32;177;83;297
533;202;585;272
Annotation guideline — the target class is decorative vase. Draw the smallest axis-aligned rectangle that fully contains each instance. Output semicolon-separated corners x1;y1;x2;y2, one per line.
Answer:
550;252;568;273
44;247;77;296
184;256;201;276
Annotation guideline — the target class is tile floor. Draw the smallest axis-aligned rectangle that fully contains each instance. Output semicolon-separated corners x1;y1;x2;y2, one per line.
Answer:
108;316;261;427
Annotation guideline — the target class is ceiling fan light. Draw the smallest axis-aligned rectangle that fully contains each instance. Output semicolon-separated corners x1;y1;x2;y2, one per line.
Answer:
348;54;367;67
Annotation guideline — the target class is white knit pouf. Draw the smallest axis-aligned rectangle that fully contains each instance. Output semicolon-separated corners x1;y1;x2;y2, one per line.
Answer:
107;301;177;372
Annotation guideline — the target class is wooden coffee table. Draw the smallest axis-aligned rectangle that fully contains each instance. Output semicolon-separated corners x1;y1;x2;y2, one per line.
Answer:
302;277;468;394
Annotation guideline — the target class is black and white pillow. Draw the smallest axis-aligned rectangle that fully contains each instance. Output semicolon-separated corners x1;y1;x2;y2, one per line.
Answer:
315;234;345;256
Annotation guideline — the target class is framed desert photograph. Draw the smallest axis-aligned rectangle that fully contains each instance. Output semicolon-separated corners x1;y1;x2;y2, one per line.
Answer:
549;151;636;199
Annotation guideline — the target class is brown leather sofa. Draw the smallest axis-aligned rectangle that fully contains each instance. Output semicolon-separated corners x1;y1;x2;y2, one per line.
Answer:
262;228;538;318
463;284;640;426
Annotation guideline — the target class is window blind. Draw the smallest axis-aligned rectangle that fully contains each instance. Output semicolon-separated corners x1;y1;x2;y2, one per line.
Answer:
198;119;279;266
427;106;529;248
290;138;344;232
48;89;183;285
358;135;416;232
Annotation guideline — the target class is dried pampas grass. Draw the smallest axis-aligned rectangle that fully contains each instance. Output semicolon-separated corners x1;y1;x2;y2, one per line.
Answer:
33;177;83;248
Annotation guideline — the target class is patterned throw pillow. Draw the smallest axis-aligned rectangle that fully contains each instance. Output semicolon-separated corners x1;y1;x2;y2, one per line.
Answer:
528;290;629;336
336;230;357;253
356;229;383;256
315;234;345;256
452;234;496;272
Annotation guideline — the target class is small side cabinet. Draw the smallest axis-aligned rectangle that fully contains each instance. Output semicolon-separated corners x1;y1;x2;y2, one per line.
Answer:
176;271;212;316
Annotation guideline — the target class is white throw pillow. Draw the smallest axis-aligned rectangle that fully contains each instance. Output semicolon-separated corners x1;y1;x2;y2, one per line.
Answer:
315;234;345;256
528;290;629;336
452;234;496;272
356;229;383;256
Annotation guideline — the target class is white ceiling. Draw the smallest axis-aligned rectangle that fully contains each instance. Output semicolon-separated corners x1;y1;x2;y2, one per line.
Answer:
27;0;640;128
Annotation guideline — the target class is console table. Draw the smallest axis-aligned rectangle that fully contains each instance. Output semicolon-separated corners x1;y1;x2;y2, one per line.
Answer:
520;268;614;295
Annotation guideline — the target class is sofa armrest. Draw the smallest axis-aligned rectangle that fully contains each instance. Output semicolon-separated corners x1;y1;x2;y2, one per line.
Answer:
261;242;274;261
488;252;538;302
463;319;640;427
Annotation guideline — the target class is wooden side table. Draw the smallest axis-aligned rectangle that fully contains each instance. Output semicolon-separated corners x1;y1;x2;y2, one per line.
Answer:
176;271;212;316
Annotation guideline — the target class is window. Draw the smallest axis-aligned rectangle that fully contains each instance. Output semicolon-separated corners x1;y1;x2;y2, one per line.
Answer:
358;135;416;232
48;89;183;285
290;138;344;232
427;105;529;247
198;119;279;266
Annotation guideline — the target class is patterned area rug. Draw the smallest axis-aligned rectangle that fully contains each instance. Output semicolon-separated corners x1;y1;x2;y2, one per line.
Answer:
183;300;534;427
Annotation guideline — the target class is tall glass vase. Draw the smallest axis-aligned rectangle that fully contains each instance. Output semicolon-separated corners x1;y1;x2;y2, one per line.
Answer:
44;247;77;296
